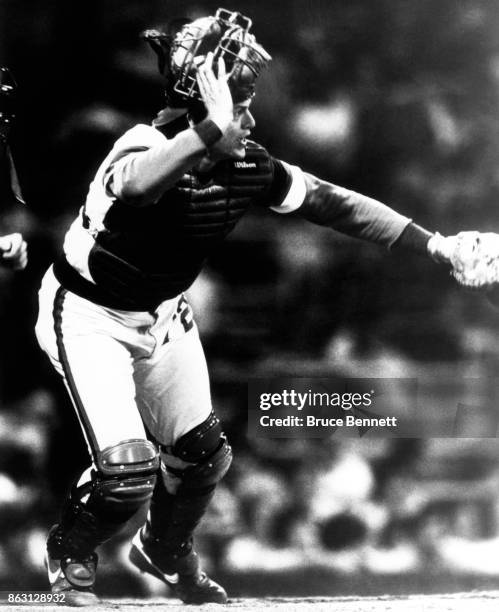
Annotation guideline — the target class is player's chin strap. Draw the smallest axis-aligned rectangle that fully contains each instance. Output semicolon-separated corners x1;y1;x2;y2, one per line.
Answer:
0;67;25;205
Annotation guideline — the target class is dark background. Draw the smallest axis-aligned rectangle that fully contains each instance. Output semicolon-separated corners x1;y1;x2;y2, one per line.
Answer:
1;0;499;598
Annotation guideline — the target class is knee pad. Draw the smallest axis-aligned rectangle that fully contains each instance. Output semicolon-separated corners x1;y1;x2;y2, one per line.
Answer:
88;439;159;514
166;412;233;490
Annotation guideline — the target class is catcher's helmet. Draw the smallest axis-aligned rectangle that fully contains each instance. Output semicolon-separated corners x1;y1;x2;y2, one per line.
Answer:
143;8;271;106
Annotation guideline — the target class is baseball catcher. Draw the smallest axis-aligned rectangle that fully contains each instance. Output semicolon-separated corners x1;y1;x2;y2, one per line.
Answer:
0;66;27;270
34;7;496;606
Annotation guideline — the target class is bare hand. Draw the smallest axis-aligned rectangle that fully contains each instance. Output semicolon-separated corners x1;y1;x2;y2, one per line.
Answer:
0;232;28;270
196;52;233;132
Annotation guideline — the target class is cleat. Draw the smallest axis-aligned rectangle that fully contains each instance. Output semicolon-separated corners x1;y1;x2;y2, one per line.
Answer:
45;527;100;607
129;528;227;604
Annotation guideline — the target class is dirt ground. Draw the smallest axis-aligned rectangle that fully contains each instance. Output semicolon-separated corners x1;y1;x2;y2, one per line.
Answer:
3;593;499;612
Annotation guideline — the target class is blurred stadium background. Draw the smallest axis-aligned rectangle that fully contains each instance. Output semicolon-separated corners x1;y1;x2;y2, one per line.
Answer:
2;0;499;600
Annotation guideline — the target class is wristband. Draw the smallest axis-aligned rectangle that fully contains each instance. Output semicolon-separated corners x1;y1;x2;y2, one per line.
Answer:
193;119;223;148
392;222;434;255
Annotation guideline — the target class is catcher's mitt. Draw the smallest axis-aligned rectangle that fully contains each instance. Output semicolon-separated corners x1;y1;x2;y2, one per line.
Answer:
428;231;499;290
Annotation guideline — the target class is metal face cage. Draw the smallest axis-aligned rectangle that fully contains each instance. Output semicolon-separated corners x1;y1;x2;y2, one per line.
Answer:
170;8;271;102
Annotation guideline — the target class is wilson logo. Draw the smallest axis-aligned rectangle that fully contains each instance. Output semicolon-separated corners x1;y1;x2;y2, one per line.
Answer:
234;161;257;169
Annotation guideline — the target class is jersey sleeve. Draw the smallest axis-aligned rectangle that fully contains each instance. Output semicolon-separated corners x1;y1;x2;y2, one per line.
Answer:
265;158;307;213
298;172;412;248
264;155;410;248
103;125;167;200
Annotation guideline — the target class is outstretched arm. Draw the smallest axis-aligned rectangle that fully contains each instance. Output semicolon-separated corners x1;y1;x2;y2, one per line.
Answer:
275;167;499;288
268;165;433;254
297;172;420;249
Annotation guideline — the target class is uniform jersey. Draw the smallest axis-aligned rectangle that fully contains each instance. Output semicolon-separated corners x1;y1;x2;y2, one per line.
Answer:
54;120;411;311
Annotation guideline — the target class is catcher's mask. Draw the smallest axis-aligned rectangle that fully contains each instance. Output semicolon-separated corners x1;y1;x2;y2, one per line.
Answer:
143;8;271;106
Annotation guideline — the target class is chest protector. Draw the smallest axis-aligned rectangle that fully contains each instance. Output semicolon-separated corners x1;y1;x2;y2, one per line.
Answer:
85;142;273;310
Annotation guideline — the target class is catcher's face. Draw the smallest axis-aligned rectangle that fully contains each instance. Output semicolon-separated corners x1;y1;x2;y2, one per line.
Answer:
210;98;255;160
